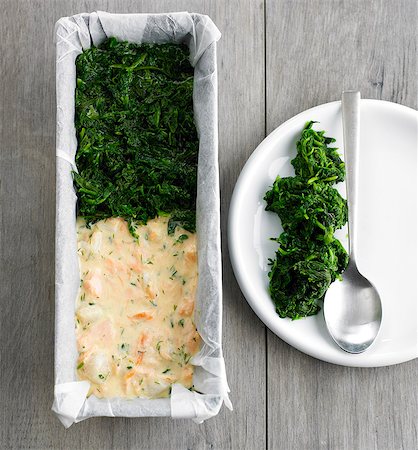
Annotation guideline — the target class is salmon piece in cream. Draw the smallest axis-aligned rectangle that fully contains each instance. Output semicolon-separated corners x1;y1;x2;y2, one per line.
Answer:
83;269;103;298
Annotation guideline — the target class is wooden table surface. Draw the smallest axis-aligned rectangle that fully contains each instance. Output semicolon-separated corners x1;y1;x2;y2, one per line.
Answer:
1;1;417;449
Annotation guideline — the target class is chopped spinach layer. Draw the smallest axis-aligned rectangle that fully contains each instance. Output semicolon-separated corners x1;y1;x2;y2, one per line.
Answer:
264;121;348;320
73;38;198;236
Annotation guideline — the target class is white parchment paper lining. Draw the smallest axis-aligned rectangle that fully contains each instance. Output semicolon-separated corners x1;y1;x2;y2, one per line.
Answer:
52;11;231;428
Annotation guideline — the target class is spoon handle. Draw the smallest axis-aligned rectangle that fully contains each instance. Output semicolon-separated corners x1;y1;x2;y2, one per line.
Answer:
342;91;360;262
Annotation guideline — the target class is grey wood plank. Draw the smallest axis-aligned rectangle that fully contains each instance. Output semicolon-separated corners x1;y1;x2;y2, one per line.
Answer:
0;0;266;449
265;1;418;450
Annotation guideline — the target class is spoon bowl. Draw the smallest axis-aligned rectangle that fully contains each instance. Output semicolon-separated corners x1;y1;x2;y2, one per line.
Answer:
324;263;382;353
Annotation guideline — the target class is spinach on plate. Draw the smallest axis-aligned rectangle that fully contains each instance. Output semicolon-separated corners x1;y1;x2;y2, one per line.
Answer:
264;122;349;320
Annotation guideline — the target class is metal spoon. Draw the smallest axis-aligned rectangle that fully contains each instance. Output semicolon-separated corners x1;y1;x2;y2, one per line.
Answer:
323;91;382;354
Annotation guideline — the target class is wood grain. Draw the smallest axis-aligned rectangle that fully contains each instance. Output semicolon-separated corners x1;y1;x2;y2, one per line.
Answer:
1;0;417;449
0;0;266;449
265;1;418;450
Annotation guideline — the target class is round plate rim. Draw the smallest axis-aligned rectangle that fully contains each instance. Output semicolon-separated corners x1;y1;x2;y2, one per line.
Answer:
228;99;418;368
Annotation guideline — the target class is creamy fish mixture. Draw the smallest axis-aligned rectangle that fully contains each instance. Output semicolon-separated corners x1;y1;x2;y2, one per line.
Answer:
75;216;200;399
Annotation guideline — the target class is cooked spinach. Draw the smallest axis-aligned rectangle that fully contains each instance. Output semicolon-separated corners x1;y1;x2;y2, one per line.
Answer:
291;121;345;183
73;38;198;236
264;122;348;320
265;176;347;244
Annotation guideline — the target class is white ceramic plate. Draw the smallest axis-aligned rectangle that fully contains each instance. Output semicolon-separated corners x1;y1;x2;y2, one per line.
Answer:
229;100;417;367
